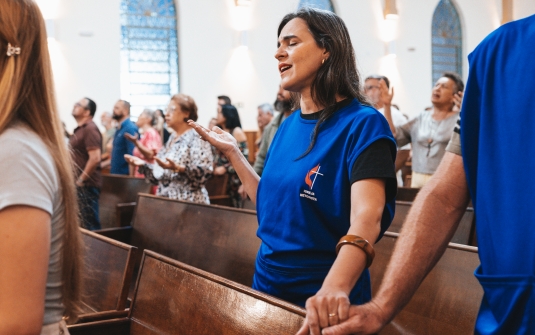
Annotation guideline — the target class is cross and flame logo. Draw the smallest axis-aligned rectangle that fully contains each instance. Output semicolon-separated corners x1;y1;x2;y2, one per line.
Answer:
304;164;324;190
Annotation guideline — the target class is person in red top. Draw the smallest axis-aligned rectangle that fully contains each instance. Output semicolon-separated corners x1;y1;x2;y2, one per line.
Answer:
70;97;102;230
125;109;162;178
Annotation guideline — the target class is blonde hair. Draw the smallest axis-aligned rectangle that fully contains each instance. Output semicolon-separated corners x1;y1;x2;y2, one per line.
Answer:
0;0;82;320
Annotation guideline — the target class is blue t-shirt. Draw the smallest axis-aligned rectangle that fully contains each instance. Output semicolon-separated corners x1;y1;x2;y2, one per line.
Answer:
254;98;396;307
461;14;535;335
110;118;138;175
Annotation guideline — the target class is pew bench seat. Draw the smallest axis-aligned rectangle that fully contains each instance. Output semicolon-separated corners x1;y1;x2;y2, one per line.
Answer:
69;250;305;335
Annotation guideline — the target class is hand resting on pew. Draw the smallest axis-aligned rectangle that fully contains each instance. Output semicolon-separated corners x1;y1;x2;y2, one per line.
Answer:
188;120;260;203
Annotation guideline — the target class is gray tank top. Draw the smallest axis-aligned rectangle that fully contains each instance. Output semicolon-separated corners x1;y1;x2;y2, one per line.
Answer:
0;123;64;325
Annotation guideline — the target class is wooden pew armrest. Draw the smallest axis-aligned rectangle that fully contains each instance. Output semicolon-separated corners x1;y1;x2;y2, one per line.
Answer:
115;202;136;227
96;227;133;244
75;310;129;324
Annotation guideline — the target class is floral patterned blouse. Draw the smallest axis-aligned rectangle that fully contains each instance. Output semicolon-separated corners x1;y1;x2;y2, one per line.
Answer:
138;129;213;204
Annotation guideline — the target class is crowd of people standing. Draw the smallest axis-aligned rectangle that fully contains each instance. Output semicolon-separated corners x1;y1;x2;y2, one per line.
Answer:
3;1;533;334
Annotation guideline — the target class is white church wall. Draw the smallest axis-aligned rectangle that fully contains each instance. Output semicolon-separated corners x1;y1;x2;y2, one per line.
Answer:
39;0;535;131
37;0;122;131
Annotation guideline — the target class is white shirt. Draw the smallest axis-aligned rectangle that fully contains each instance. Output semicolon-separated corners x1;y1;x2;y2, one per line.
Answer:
377;106;410;150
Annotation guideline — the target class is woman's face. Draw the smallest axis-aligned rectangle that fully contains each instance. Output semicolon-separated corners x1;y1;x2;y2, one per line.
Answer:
431;77;456;108
136;112;150;128
216;105;226;126
165;100;189;129
275;18;328;93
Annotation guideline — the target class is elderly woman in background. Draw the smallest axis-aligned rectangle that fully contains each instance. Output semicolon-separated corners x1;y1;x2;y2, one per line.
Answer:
382;72;463;188
125;94;213;204
255;103;274;151
214;104;249;208
154;108;170;145
125;109;162;178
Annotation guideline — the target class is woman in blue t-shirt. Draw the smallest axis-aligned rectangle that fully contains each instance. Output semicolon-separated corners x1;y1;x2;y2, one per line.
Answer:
190;7;396;335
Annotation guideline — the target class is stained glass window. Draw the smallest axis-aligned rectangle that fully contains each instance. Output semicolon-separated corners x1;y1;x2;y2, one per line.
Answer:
120;0;179;117
431;0;462;85
298;0;335;12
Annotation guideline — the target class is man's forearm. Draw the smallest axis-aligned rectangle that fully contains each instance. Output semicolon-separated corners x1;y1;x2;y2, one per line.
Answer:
79;158;100;182
374;152;470;320
383;104;397;137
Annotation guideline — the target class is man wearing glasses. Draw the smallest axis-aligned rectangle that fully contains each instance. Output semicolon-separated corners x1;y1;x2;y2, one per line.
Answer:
70;97;102;230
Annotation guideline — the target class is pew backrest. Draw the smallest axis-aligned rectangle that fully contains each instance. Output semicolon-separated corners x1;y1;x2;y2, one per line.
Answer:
128;250;305;334
390;201;475;245
371;232;482;334
130;194;260;286
396;187;420;202
100;175;152;228
80;229;137;313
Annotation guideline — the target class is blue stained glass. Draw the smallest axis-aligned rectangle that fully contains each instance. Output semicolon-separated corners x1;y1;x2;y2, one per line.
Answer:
298;0;335;12
431;0;462;85
121;0;179;116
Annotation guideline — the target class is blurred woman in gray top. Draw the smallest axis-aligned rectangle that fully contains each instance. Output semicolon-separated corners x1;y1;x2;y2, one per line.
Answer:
382;72;464;188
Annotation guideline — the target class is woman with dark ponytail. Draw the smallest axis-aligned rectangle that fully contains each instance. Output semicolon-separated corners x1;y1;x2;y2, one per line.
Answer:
190;7;397;334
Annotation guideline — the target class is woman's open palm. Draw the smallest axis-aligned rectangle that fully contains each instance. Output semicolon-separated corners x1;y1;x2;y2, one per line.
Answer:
188;121;237;156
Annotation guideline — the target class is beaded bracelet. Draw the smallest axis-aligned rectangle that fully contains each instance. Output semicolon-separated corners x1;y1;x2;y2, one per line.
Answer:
336;235;375;268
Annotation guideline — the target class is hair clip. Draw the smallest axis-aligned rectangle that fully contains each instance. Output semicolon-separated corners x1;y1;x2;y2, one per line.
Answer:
6;43;21;57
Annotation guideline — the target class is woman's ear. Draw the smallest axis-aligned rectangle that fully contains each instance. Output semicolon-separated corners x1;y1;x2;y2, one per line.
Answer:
182;111;190;122
322;49;330;61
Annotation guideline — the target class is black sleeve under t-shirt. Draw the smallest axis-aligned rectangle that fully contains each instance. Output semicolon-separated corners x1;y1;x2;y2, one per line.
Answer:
350;139;397;202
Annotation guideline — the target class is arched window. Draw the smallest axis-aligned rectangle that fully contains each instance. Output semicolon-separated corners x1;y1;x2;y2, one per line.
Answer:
431;0;462;85
298;0;335;13
120;0;179;117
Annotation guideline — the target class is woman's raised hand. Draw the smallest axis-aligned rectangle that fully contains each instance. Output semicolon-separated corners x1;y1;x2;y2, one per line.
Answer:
188;120;238;156
155;157;185;173
452;91;464;113
124;154;145;166
124;132;138;144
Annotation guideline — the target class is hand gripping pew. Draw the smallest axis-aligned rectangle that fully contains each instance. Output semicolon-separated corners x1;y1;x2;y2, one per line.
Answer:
77;229;138;323
99;175;153;228
97;194;260;287
371;232;483;334
68;250;305;335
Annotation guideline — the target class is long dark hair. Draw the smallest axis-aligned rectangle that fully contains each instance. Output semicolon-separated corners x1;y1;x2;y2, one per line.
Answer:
220;104;242;131
278;7;369;158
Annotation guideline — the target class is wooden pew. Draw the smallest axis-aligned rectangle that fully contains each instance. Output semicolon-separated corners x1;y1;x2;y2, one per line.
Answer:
68;250;305;335
98;194;260;287
371;232;482;334
78;229;138;323
99;175;152;228
396;187;420;202
390;201;475;245
205;174;232;206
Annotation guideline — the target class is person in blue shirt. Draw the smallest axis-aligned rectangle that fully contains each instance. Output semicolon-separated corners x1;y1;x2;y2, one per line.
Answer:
189;7;397;335
322;14;535;335
110;100;138;175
